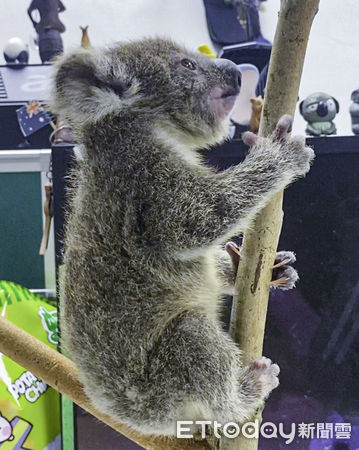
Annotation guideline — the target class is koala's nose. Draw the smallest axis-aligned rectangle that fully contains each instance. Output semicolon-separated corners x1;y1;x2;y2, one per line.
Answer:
317;101;328;117
214;58;241;91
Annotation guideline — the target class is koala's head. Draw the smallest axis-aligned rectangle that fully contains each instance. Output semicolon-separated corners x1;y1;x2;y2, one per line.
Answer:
299;92;339;123
51;38;241;149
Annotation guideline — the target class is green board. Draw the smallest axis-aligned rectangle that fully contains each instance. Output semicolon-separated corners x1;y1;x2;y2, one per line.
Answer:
0;172;45;289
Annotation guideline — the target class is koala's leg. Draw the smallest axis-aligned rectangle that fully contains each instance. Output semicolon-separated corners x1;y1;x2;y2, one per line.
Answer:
128;312;279;435
212;119;313;235
165;117;314;253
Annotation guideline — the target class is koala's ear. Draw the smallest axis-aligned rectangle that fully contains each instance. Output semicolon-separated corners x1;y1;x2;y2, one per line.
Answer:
50;48;133;126
54;50;97;92
332;96;339;112
299;100;304;115
56;52;130;98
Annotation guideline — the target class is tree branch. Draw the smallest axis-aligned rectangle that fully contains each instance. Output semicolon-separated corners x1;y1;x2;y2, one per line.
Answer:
223;1;320;449
0;316;212;450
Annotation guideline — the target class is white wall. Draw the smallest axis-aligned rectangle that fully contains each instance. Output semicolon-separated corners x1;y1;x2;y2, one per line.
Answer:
257;0;359;135
1;0;213;60
1;0;358;135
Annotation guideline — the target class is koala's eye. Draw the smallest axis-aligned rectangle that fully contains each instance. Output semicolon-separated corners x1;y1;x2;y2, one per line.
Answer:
181;58;197;71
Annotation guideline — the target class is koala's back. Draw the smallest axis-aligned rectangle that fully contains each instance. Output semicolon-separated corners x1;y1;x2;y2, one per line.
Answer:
60;120;223;397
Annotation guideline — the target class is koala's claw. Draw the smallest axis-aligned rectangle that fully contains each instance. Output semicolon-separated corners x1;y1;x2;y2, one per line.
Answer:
272;258;292;269
248;357;280;397
225;241;241;269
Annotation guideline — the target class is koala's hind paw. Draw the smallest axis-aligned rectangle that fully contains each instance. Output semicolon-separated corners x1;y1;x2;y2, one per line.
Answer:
271;250;298;290
225;244;298;291
247;357;280;398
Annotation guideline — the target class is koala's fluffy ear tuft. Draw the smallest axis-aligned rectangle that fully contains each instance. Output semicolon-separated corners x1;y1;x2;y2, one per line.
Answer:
55;52;130;98
50;48;134;127
55;51;97;92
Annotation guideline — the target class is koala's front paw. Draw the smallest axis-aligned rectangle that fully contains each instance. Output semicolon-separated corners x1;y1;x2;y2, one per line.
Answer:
283;135;315;177
271;115;314;177
271;250;299;290
246;357;280;399
243;115;315;181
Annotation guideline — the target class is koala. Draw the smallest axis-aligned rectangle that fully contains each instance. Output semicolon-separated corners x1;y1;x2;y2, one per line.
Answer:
50;38;314;437
299;92;339;136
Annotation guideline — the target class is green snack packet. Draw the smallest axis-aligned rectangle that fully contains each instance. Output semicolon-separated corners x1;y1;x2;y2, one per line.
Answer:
0;281;61;449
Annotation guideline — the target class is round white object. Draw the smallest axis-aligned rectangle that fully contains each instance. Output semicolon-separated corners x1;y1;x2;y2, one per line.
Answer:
4;37;27;58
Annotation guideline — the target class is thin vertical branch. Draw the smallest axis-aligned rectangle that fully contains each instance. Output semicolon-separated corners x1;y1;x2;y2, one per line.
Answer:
223;1;320;449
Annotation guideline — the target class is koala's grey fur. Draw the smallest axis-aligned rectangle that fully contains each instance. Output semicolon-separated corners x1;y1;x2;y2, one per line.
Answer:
51;38;314;436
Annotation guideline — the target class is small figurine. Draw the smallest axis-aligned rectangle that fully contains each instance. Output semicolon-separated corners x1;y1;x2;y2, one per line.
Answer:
249;95;263;133
299;92;339;136
349;88;359;135
27;0;66;63
80;25;91;48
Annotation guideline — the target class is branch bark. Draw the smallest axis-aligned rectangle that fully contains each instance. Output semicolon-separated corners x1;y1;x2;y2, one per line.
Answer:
0;316;213;450
224;1;320;449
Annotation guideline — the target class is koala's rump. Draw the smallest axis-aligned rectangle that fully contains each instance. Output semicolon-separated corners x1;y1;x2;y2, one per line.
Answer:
60;242;223;386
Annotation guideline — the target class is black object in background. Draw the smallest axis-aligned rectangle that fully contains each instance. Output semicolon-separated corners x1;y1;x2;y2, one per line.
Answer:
203;0;263;45
52;136;359;449
219;41;271;74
